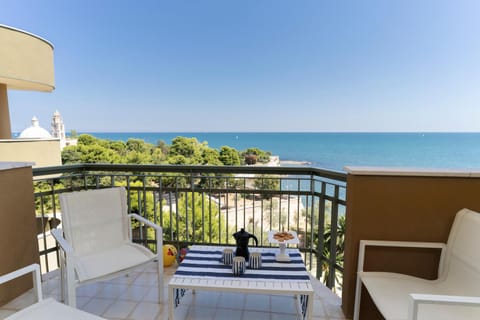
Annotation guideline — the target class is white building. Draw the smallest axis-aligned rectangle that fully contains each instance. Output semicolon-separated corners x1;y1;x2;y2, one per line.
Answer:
51;110;65;141
19;116;52;139
49;111;77;149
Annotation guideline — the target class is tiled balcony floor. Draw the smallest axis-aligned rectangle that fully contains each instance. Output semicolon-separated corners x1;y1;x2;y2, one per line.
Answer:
0;262;347;320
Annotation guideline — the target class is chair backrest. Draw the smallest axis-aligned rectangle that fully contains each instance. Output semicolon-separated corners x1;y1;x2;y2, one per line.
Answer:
441;208;480;295
59;187;129;256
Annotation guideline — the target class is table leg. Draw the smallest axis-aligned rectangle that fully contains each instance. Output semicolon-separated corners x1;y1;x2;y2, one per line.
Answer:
306;292;313;320
298;293;314;320
168;286;174;320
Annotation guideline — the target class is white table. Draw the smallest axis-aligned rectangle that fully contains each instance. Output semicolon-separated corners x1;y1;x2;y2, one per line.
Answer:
168;245;314;320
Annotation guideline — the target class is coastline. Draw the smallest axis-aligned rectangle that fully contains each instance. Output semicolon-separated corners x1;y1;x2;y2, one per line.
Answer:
79;132;480;171
280;160;312;166
257;156;311;167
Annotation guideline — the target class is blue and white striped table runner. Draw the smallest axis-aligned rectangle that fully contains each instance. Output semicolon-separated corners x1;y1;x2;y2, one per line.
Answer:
175;246;310;280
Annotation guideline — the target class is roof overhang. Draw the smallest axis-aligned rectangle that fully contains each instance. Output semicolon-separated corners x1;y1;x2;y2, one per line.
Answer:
0;25;55;92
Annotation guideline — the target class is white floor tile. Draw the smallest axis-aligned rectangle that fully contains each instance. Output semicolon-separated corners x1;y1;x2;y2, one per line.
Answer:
244;294;270;312
118;284;150;302
271;314;298;320
0;266;346;320
242;310;271;320
129;302;161;320
192;291;221;307
270;295;296;314
0;309;17;319
77;283;102;297
97;283;129;299
217;292;245;310
186;305;217;320
143;286;160;302
80;298;115;316
2;291;36;310
214;308;243;320
102;300;136;318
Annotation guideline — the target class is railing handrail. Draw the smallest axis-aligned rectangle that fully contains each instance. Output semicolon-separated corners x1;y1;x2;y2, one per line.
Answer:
33;163;347;181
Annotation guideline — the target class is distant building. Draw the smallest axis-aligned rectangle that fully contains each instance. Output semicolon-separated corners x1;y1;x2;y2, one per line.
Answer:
50;110;77;149
19;116;52;139
51;110;65;141
1;116;61;167
0;111;76;167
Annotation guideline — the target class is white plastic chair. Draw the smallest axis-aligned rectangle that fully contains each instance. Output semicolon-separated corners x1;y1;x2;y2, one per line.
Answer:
0;264;105;319
353;208;480;320
51;187;164;307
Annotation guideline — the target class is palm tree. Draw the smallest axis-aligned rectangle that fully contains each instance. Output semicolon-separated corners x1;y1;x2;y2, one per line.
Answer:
322;216;346;291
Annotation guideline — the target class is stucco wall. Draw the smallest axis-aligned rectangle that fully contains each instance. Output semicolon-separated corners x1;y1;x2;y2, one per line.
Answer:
342;167;480;319
0;25;55;92
0;139;61;167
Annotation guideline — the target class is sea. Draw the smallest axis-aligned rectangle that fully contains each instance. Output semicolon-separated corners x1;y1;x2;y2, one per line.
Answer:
82;132;480;172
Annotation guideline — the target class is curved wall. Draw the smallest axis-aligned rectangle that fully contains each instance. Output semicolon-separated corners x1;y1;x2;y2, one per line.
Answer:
0;25;55;92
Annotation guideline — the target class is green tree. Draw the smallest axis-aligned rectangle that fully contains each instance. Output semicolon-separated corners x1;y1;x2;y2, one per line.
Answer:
241;147;271;163
168;154;188;165
219;146;241;165
157;140;169;154
108;141;127;157
62;134;122;164
151;148;167;164
61;145;82;164
62;134;273;168
76;144;121;163
253;175;280;199
322;215;345;290
168;137;204;164
126;151;149;164
201;148;222;165
77;134;99;145
34;181;65;214
162;192;224;243
126;139;150;153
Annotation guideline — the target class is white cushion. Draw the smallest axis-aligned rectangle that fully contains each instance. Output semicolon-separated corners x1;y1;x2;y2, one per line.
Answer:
6;298;105;320
73;242;155;282
360;208;480;320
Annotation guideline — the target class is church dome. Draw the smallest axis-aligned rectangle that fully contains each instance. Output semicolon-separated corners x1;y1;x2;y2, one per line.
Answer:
19;116;52;139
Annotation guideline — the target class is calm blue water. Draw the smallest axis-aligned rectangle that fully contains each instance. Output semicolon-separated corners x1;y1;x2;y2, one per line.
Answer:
83;132;480;172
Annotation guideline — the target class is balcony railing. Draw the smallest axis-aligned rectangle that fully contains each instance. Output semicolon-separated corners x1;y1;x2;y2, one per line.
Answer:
33;164;346;291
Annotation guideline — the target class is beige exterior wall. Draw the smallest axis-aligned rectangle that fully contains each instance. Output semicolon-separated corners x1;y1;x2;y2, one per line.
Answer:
0;139;61;167
0;163;39;305
342;167;480;319
0;25;55;92
0;84;10;139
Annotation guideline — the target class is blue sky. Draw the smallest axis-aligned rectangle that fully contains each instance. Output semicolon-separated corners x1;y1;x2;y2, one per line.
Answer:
2;0;480;132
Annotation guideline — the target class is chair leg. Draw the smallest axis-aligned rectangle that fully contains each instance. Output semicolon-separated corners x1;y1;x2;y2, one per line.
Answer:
353;275;362;320
66;281;76;308
58;251;67;303
157;259;164;303
60;263;65;302
65;260;77;308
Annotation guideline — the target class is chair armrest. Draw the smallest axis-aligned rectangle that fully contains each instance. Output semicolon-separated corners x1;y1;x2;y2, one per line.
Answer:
408;293;480;320
358;240;446;273
128;214;164;266
51;228;74;255
0;264;43;302
129;213;162;232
